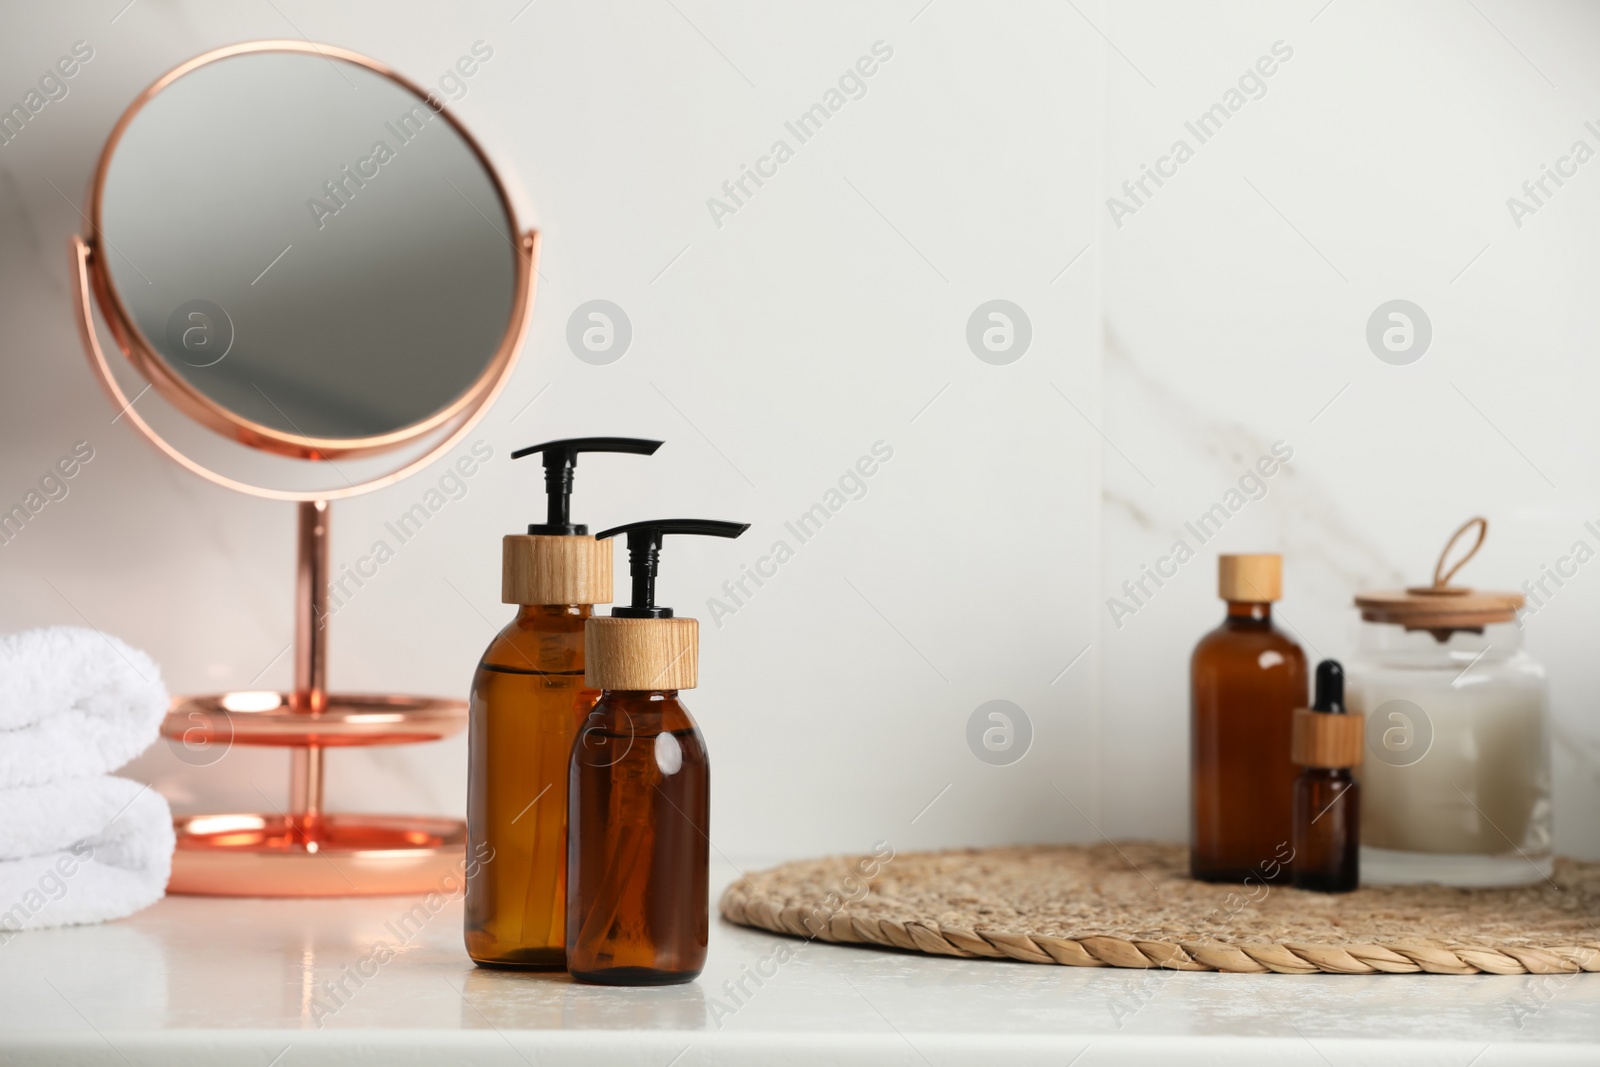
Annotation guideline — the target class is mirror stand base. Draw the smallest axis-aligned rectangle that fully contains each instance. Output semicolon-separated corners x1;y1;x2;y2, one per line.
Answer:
157;502;471;897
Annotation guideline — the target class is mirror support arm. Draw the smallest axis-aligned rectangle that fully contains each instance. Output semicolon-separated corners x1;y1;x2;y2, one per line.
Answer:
289;499;330;833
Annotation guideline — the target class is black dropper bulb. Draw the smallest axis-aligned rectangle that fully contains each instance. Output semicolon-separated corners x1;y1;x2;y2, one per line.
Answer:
510;437;663;536
596;519;750;619
1312;659;1345;714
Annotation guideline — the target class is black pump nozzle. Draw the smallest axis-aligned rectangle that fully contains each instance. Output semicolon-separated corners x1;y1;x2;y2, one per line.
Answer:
596;519;750;618
1312;659;1345;714
510;437;663;535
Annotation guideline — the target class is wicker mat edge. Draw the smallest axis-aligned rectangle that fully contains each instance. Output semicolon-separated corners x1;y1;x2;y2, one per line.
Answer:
718;847;1600;976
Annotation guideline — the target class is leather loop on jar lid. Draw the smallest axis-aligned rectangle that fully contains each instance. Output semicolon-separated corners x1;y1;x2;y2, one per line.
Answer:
1354;517;1524;639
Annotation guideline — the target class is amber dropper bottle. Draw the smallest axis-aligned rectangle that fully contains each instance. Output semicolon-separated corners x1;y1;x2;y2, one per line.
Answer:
568;518;749;986
1291;660;1363;893
464;437;662;969
1191;553;1307;883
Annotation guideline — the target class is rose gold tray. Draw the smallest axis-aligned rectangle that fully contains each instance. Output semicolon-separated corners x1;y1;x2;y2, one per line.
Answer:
170;812;466;897
162;691;466;748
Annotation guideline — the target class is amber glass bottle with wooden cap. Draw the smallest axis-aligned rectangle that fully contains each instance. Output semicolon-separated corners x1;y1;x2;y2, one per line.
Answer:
1291;660;1363;892
465;438;661;969
1190;553;1307;883
568;518;748;985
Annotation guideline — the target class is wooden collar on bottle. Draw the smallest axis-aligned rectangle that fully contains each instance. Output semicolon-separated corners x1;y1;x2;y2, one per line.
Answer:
502;535;613;606
585;616;698;690
1291;709;1364;768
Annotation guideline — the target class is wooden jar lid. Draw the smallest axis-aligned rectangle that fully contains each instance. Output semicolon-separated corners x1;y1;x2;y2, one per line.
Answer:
502;535;613;606
1218;553;1281;602
1291;709;1364;768
585;616;697;690
1353;587;1523;629
1354;518;1520;631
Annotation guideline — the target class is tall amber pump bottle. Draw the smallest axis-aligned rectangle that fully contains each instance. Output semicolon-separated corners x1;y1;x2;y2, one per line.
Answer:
1190;553;1307;883
568;518;748;986
465;437;662;969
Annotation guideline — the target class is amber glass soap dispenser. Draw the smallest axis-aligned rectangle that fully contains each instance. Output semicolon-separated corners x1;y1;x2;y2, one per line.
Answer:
465;437;661;969
568;518;748;985
1191;553;1307;883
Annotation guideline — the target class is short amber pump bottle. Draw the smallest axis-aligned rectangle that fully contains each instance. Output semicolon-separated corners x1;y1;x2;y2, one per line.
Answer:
1291;660;1363;893
1191;553;1307;883
464;437;662;969
568;518;749;986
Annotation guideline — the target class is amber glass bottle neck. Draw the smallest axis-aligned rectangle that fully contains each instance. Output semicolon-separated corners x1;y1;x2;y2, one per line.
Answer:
592;689;687;724
1224;601;1272;622
515;603;593;620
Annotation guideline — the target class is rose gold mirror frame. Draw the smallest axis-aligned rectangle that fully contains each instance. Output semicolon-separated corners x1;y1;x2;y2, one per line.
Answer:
79;38;536;468
70;41;539;897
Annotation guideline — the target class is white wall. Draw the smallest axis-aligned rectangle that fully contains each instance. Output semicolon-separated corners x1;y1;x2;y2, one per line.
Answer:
3;1;1597;862
1097;1;1600;855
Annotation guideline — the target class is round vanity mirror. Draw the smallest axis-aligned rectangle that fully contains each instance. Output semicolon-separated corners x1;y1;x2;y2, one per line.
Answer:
79;40;534;475
70;41;538;898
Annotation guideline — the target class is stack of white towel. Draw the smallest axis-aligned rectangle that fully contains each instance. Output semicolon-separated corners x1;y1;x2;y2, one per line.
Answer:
0;626;174;936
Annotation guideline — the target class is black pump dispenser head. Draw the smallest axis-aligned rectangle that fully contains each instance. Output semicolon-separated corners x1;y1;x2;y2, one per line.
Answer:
596;519;750;618
1312;659;1345;714
510;437;662;535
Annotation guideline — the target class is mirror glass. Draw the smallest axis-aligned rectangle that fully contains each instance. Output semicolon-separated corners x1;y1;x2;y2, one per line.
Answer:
98;50;518;442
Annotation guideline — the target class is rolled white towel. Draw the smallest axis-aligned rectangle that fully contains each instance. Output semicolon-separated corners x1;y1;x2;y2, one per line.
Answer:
0;626;167;787
0;777;174;934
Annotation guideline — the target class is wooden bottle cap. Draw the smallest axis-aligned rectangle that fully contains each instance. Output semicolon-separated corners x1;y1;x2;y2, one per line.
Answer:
1291;708;1364;768
1218;553;1282;602
585;616;698;690
502;535;613;606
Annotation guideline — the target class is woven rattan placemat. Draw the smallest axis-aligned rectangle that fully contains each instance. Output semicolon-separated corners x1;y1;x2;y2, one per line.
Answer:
719;842;1600;975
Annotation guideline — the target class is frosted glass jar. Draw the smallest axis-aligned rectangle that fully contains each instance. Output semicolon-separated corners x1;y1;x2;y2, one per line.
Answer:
1347;619;1551;887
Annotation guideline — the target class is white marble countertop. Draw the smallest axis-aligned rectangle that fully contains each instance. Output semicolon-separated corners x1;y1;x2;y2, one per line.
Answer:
2;858;1598;1066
